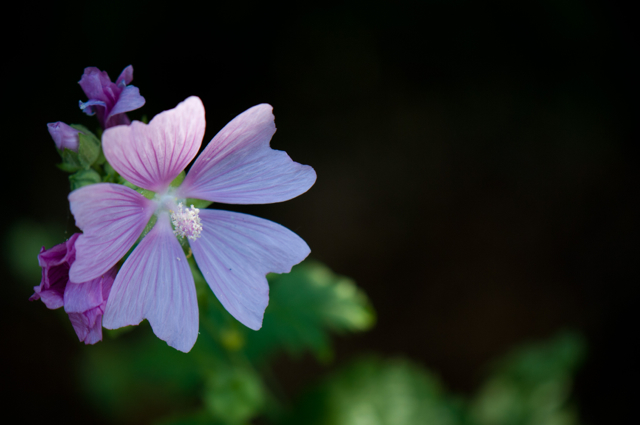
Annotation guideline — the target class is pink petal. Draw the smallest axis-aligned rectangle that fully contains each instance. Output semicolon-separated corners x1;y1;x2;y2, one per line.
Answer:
69;183;156;283
177;104;316;204
190;209;310;330
64;266;116;313
68;308;103;345
102;214;198;352
103;96;205;193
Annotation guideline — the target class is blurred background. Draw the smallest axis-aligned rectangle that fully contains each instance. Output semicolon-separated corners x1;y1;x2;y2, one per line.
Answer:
2;0;637;423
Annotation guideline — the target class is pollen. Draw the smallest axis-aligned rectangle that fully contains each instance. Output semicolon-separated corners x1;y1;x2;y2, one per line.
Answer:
170;203;203;241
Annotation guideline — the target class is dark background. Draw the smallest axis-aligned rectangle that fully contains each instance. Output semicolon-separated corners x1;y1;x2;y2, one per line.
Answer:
2;0;637;423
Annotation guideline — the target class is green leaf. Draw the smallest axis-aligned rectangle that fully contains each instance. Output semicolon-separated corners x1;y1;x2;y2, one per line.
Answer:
171;171;186;187
243;261;375;362
282;357;464;425
69;168;101;190
186;198;213;209
79;324;204;424
71;124;102;168
203;364;265;425
470;331;586;425
58;148;83;172
77;132;101;167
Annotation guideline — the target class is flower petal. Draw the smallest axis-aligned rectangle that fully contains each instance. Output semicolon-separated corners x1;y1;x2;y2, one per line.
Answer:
64;266;116;313
69;183;156;283
108;85;145;120
47;122;81;151
191;209;310;330
79;99;106;116
78;67;112;101
68;308;103;345
103;214;199;352
115;65;134;87
177;104;316;204
103;96;205;193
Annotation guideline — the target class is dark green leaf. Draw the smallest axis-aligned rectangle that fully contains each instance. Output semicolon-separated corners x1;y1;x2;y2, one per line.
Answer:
79;324;204;424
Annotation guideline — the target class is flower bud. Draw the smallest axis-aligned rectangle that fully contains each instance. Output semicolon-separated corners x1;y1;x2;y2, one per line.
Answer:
47;121;81;152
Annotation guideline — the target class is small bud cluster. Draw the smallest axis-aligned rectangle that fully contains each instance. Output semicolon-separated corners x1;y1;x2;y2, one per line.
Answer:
171;203;203;241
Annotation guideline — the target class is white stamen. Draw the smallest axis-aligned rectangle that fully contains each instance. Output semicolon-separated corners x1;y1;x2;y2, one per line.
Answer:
170;203;203;241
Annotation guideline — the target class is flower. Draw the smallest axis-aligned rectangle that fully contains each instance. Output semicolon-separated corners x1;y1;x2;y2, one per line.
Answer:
30;233;116;345
68;97;317;352
78;65;146;129
47;121;82;151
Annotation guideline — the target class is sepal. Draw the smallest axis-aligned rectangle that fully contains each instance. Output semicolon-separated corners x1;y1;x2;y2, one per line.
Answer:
69;169;101;190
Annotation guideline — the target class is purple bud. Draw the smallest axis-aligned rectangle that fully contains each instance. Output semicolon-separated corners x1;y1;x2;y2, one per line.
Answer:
30;233;116;345
47;122;82;152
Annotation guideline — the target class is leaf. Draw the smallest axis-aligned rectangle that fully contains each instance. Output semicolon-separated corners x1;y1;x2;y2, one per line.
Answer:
470;331;586;425
243;260;375;362
69;168;101;190
77;132;101;167
70;124;102;168
282;357;464;425
58;148;83;172
203;364;265;425
78;324;204;424
186;198;213;209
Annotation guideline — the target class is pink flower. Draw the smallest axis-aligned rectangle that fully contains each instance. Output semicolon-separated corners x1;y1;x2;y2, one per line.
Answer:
30;234;115;345
68;97;316;352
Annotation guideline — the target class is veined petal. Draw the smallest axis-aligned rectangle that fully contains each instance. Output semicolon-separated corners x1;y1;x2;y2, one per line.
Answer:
103;214;198;352
69;183;156;283
191;209;310;330
108;85;145;119
103;96;205;193
177;104;316;204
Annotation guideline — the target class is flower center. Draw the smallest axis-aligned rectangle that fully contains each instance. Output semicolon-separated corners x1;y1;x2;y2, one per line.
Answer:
170;202;203;241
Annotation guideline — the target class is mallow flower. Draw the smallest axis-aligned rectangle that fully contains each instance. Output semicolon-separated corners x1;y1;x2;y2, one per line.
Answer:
30;233;116;345
68;96;316;352
78;65;146;129
47;121;83;152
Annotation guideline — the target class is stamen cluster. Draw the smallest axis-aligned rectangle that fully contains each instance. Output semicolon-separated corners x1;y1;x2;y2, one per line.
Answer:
171;203;203;240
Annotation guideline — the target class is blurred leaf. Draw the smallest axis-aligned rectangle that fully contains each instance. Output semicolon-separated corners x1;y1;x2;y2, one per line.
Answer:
79;324;204;424
282;357;463;425
69;168;101;190
470;331;586;425
3;220;66;283
244;260;375;362
155;409;215;425
203;363;265;425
